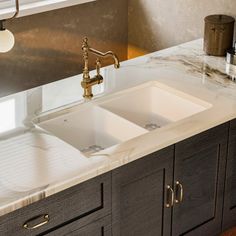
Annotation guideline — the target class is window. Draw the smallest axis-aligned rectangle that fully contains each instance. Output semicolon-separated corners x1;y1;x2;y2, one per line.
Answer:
0;93;26;134
0;98;15;133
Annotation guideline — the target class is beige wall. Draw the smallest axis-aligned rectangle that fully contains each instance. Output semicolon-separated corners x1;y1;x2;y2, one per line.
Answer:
128;0;236;58
0;0;128;97
2;0;236;96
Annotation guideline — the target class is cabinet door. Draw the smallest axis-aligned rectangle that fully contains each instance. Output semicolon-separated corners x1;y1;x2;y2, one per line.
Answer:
112;146;174;236
223;119;236;230
173;124;228;236
45;216;111;236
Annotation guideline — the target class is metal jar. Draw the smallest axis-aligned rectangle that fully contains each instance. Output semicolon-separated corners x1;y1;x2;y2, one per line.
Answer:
204;14;235;56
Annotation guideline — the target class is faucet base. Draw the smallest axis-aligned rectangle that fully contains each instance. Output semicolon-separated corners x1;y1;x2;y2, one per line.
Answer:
81;75;103;99
82;86;93;99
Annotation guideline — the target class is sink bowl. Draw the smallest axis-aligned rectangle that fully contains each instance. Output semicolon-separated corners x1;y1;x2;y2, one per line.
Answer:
35;81;212;157
99;82;212;131
36;106;147;156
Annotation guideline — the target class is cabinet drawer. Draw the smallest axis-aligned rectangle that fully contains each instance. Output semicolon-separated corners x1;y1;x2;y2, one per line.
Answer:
0;173;111;236
45;215;111;236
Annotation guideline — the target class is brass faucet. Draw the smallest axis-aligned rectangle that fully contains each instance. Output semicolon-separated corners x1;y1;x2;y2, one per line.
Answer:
81;37;120;99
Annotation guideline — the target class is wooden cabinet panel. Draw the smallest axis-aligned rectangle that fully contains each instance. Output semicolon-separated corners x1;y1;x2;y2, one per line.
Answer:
173;124;228;236
45;215;111;236
0;173;111;236
112;146;174;236
223;119;236;231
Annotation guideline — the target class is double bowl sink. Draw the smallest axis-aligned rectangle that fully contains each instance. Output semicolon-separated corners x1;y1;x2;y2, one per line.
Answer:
34;81;212;157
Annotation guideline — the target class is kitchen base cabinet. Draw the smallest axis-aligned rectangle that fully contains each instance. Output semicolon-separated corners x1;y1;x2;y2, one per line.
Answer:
173;124;228;236
44;216;111;236
112;146;174;236
0;173;111;236
1;121;236;236
223;119;236;231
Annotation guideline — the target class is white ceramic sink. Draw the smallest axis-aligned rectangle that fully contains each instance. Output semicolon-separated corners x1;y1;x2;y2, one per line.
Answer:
99;82;212;131
36;106;147;156
35;81;212;156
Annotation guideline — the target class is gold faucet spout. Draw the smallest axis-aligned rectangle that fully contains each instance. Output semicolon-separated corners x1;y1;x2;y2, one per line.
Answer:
81;37;120;99
88;48;120;69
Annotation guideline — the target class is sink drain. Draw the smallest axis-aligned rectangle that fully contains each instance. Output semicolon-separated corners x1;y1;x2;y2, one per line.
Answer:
81;145;104;155
144;123;161;131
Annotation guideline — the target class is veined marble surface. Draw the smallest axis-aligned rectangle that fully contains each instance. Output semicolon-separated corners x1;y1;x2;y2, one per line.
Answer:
1;39;236;217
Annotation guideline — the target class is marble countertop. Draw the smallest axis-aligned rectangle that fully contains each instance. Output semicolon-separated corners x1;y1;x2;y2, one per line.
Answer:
1;39;236;217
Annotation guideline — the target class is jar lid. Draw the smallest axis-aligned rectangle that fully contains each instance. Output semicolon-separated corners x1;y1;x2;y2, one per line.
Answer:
205;14;235;24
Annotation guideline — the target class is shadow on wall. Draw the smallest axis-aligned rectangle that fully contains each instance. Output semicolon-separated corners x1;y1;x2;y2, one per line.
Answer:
128;0;155;59
128;0;236;59
0;0;128;97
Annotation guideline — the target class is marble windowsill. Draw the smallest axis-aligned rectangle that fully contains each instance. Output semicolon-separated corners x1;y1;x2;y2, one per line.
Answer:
1;38;236;217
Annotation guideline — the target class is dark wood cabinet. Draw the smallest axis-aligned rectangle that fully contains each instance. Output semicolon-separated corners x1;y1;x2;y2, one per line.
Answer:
223;119;236;231
44;215;111;236
112;146;174;236
0;173;111;236
173;124;228;236
1;121;236;236
111;124;229;236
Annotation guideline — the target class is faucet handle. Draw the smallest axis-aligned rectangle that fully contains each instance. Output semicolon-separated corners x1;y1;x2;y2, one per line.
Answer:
96;58;101;76
94;58;103;83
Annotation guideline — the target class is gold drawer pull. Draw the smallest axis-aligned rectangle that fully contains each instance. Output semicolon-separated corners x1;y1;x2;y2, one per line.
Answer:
23;214;49;230
175;181;184;203
166;185;174;208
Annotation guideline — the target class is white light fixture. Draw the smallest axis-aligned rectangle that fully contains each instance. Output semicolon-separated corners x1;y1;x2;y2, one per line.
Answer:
0;0;19;53
0;20;15;53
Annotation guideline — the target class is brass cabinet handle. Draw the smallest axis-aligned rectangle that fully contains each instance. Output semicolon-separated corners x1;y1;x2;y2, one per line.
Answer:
166;185;174;208
175;181;184;204
23;214;49;230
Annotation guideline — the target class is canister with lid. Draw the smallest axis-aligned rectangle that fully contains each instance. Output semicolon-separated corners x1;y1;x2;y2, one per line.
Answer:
204;14;235;56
